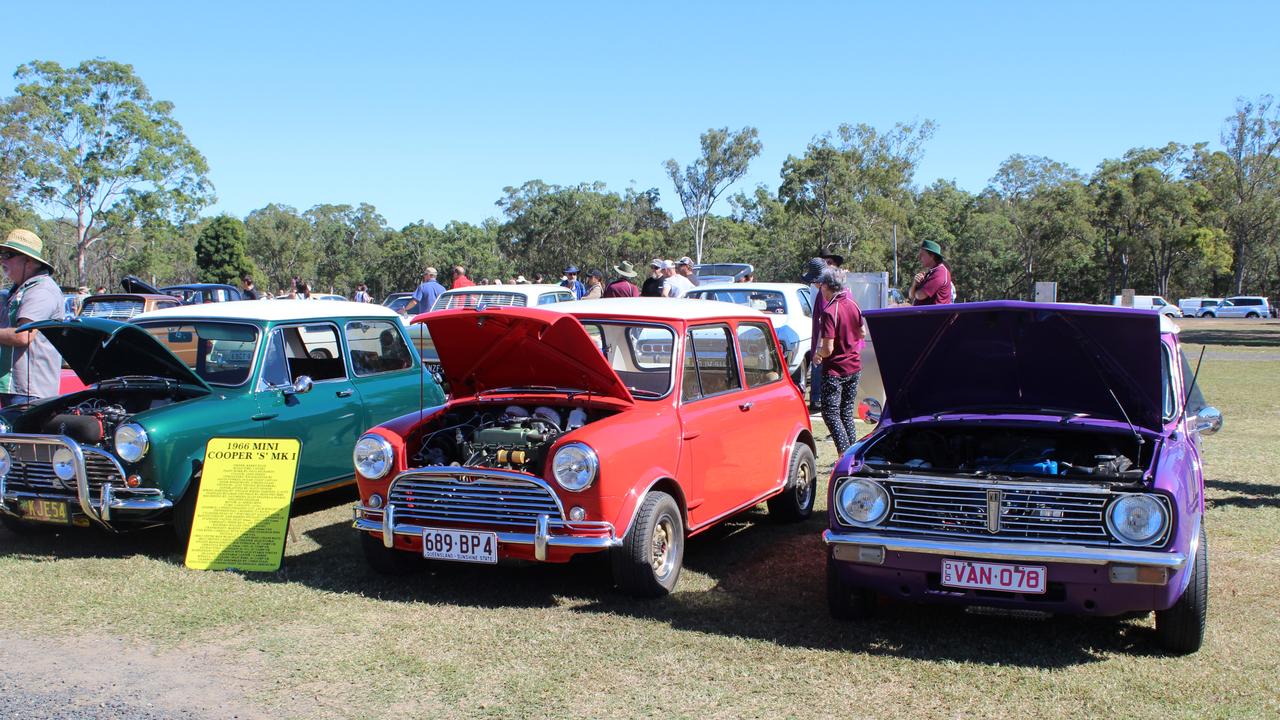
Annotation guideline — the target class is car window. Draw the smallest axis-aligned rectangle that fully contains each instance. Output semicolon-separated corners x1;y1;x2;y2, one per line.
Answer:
346;320;413;376
260;329;291;387
435;291;525;310
137;321;259;386
681;324;741;401
269;323;347;382
1180;348;1207;417
797;288;813;317
579;321;674;398
1152;298;1167;306
538;293;567;305
737;322;783;388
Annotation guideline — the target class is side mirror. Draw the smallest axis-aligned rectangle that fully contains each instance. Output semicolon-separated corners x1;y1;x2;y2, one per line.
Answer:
1193;406;1222;435
287;375;314;396
862;398;882;425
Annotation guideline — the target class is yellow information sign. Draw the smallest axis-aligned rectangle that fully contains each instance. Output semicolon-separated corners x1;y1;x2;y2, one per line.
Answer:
184;437;302;572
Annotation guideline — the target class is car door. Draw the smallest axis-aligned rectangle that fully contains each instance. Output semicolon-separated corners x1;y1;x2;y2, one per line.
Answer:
677;323;758;528
343;318;424;427
733;321;797;495
255;322;366;490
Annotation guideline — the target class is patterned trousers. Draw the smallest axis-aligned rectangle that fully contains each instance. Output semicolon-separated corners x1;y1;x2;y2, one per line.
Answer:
821;371;861;456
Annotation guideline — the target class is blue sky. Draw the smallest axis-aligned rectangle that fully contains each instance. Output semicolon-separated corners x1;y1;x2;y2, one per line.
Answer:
4;1;1277;229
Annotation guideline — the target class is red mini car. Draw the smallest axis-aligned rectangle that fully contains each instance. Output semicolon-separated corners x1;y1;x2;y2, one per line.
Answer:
351;298;817;596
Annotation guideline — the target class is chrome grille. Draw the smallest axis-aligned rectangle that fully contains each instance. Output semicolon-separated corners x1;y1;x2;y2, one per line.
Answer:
2;441;123;502
877;478;1123;546
389;473;562;528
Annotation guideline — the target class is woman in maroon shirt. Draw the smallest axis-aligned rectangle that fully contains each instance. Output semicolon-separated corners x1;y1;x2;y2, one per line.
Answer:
910;240;953;305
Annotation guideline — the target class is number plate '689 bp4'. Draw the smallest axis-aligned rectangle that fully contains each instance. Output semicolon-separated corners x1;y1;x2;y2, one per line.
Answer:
422;527;498;564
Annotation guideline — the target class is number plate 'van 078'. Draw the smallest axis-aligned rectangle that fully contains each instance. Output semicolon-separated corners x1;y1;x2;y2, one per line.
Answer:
941;559;1047;594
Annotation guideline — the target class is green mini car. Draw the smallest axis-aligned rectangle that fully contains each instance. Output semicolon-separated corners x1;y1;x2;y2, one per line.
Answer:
0;300;444;541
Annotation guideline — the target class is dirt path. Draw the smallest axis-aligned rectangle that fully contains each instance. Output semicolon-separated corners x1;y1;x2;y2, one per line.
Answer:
0;634;271;720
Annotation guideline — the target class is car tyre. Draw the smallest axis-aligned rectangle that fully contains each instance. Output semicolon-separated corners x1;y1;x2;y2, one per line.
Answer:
1202;312;1216;318
1156;524;1208;654
791;358;809;393
361;531;426;575
308;348;332;359
1246;312;1260;319
612;491;683;598
768;442;817;522
827;552;876;620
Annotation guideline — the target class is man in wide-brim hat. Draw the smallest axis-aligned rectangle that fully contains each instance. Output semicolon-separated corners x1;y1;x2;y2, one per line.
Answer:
603;260;640;298
0;229;67;406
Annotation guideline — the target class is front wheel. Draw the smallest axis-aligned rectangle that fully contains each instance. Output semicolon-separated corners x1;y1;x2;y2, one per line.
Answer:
1155;524;1208;654
1201;312;1216;318
1246;312;1261;318
768;442;817;522
361;531;426;575
791;358;809;394
171;474;200;548
612;491;684;597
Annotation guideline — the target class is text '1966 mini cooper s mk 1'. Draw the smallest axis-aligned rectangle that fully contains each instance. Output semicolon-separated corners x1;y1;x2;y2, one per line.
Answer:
352;298;817;596
824;301;1222;653
0;300;443;542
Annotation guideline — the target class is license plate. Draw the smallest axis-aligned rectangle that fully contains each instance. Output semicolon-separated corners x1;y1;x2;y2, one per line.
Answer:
421;527;498;564
941;559;1047;594
17;499;71;525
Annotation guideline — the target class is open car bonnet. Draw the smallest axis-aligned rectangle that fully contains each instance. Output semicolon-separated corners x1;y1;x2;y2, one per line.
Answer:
863;301;1164;429
415;307;634;404
22;317;211;390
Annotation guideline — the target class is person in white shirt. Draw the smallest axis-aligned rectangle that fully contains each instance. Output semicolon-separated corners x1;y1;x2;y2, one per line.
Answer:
661;260;694;298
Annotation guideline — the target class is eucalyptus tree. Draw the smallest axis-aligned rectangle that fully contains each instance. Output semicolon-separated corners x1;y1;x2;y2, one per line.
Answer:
0;59;213;285
665;126;761;263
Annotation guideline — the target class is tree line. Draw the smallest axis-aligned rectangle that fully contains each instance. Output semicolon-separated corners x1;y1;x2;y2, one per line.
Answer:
2;59;1277;304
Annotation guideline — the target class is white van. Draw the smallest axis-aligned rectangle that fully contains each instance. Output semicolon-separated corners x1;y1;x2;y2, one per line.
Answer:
1112;294;1182;317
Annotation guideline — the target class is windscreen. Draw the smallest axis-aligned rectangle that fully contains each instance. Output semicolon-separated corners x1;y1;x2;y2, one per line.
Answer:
137;321;259;386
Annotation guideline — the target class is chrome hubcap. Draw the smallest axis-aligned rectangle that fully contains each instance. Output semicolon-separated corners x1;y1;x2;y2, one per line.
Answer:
795;461;813;507
651;514;676;579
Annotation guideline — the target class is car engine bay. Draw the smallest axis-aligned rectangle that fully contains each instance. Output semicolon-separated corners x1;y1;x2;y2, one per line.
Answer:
413;404;613;475
8;388;197;448
859;423;1153;482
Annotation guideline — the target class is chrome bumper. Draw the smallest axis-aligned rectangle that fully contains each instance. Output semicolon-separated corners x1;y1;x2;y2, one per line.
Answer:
0;433;171;529
823;530;1187;569
353;504;620;561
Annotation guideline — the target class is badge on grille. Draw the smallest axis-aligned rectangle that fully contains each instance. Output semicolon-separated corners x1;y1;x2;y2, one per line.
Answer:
986;489;1002;533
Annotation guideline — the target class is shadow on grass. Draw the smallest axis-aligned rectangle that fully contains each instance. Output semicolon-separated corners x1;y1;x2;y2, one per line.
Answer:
1206;477;1280;510
0;484;361;563
255;506;1163;668
1178;324;1280;348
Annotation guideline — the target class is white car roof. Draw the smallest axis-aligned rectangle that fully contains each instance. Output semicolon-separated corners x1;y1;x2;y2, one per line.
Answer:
554;297;771;321
133;299;401;323
686;282;809;293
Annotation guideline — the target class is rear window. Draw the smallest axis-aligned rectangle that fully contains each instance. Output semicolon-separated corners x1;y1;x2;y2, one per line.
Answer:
80;298;145;319
433;291;527;310
688;288;787;315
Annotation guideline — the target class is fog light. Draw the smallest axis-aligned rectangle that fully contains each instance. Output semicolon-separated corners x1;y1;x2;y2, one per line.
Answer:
52;447;76;482
569;506;586;521
368;493;384;509
125;475;141;488
1109;565;1169;585
832;544;885;565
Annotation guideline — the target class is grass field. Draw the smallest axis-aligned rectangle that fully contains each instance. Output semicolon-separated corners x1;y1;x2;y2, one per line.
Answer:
2;318;1279;719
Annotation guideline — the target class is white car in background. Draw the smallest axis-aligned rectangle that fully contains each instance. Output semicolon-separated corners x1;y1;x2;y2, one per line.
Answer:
429;283;575;311
685;282;814;387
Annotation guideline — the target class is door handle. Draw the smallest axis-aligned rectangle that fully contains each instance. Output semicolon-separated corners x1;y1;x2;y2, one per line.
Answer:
739;402;754;411
682;430;701;440
336;389;353;398
251;413;278;422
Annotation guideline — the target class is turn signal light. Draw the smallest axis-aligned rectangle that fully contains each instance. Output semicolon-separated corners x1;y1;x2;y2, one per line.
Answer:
1109;565;1169;585
125;475;141;488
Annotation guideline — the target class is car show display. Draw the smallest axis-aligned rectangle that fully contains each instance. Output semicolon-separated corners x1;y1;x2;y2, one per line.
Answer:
823;301;1220;653
0;300;443;541
352;298;817;596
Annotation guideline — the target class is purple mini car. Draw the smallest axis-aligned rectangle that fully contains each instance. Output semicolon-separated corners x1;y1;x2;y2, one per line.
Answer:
823;301;1222;653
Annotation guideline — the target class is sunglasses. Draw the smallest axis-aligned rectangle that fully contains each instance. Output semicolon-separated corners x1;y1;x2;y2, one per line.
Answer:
0;251;17;260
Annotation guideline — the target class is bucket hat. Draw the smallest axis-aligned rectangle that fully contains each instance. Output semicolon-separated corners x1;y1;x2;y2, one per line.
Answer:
0;229;53;269
801;257;827;283
613;260;637;278
920;240;944;260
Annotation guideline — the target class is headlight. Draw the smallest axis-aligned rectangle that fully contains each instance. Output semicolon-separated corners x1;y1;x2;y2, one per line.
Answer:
1107;494;1168;546
836;478;890;526
114;423;149;463
0;418;11;434
0;445;9;477
52;447;77;482
552;442;598;492
354;435;394;480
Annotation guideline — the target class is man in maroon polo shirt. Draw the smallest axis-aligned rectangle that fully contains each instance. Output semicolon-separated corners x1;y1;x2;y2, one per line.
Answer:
813;267;864;455
909;240;953;305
